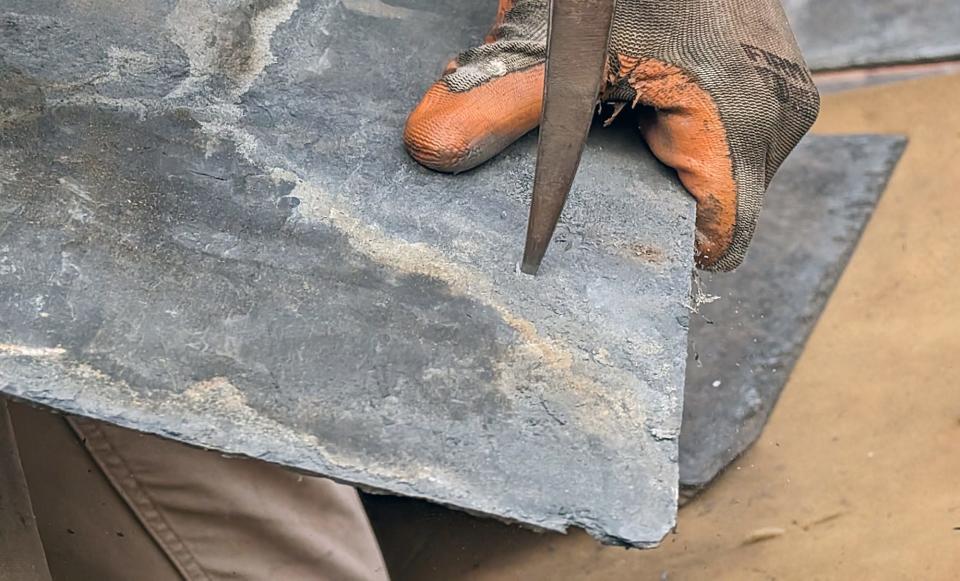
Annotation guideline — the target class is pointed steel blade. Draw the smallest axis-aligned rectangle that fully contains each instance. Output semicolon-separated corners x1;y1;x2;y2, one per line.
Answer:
520;0;617;275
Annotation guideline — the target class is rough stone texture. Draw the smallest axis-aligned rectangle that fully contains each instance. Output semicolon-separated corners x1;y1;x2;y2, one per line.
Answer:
0;0;696;547
783;0;960;70
680;134;906;492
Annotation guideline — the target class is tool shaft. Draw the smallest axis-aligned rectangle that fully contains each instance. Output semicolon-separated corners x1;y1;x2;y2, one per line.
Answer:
520;0;617;275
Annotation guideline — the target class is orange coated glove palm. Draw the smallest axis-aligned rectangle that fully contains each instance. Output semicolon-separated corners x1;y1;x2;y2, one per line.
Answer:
404;0;820;270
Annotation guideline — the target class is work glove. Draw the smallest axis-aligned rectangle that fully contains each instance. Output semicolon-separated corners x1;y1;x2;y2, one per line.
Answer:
404;0;820;270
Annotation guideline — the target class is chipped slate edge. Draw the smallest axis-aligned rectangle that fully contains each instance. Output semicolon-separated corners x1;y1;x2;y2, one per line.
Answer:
0;347;650;546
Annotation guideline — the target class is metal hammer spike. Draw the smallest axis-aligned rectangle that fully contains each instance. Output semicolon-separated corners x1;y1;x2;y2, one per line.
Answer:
520;0;618;275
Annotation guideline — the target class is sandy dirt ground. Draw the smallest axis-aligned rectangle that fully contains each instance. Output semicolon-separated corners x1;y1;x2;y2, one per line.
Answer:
366;73;960;580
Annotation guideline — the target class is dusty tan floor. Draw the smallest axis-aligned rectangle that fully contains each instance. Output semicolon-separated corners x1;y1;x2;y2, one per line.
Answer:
368;73;960;580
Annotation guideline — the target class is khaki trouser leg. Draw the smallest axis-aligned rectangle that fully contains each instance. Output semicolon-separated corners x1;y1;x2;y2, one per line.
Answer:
0;399;52;581
10;402;389;581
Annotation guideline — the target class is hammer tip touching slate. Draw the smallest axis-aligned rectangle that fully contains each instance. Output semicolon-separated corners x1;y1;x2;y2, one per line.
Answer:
521;0;618;275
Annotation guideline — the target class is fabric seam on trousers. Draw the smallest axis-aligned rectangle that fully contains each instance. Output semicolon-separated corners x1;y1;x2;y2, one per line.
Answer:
67;417;210;581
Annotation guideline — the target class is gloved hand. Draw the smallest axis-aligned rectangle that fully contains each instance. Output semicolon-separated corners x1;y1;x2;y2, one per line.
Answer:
404;0;820;270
